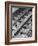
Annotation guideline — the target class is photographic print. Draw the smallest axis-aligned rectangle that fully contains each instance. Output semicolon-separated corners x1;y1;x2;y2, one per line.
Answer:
11;7;32;38
5;2;37;45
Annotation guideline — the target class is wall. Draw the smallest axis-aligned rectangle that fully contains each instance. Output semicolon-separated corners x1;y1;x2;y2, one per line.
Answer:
0;0;38;46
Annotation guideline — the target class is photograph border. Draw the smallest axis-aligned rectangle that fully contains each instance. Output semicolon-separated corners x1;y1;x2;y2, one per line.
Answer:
5;1;37;45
